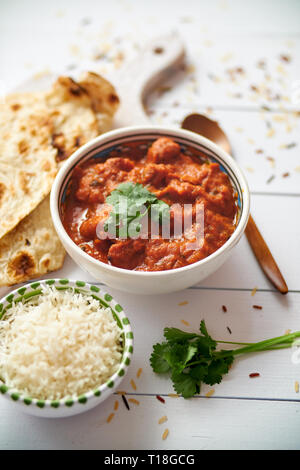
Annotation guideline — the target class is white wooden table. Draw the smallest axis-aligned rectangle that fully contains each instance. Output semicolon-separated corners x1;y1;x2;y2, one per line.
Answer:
0;0;299;450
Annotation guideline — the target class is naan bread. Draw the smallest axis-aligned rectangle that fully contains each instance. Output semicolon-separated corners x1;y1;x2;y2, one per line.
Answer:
44;73;120;162
0;72;119;284
0;103;57;239
0;197;65;286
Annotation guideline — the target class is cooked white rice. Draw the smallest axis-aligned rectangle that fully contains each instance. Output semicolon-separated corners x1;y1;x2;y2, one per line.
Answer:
0;286;123;400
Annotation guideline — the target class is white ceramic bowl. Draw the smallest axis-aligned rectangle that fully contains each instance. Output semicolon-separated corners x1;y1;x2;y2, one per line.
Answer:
0;279;133;418
50;126;250;295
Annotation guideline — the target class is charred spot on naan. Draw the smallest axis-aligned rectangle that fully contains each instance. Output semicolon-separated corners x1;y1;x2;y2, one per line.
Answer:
7;251;36;282
58;76;88;98
52;132;86;162
11;103;21;112
19;171;35;194
79;71;120;115
52;132;67;161
0;182;6;204
18;139;30;155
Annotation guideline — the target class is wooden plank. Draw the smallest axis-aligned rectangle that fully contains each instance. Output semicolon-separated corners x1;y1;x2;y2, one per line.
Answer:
0;394;299;449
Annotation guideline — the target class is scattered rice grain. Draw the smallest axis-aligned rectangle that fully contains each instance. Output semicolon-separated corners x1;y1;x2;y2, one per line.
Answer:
130;379;137;391
114;400;119;411
266;128;275;138
181;319;190;326
205;389;215;398
162;428;169;440
106;412;115;423
128;398;140;406
295;381;299;393
266;175;275;184
136;368;143;379
158;415;168;425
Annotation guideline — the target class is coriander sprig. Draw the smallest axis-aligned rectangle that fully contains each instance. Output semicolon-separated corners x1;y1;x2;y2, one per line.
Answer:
150;320;300;398
104;182;170;238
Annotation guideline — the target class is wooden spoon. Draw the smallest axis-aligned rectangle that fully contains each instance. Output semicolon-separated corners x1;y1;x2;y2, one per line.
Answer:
182;113;288;294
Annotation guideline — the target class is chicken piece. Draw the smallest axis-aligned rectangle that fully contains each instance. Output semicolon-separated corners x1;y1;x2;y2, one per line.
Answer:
80;203;112;240
107;239;146;270
147;137;180;163
76;157;134;203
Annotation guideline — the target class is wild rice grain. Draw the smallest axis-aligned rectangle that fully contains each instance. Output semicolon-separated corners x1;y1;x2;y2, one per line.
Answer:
121;394;130;410
156;394;165;403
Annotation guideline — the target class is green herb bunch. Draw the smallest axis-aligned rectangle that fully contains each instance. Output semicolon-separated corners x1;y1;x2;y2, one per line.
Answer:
150;320;300;398
104;182;170;238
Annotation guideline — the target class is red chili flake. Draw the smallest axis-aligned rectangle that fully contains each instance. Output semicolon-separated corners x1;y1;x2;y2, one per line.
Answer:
156;395;165;404
121;394;130;410
252;305;263;310
249;372;260;378
222;305;227;313
282;172;290;178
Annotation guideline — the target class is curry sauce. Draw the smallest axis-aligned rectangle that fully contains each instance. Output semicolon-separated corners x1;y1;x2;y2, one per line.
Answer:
62;137;238;271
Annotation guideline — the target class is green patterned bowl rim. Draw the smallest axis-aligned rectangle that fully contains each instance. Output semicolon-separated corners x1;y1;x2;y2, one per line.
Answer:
0;279;133;409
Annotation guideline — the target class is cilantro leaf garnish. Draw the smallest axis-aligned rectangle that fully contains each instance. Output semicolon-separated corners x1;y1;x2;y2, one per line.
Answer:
104;182;170;238
150;321;300;399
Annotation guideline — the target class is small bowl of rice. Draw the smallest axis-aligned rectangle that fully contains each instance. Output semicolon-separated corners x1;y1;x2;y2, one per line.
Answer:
0;279;133;418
